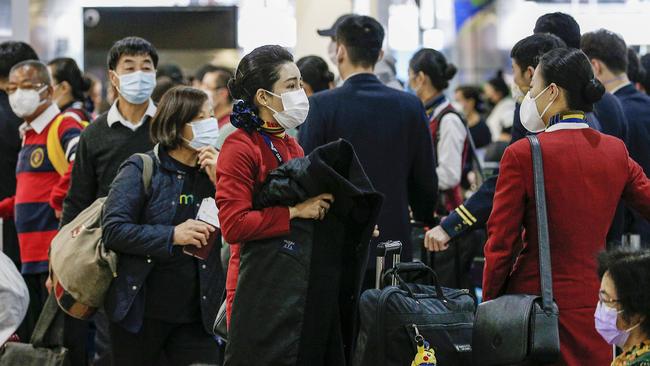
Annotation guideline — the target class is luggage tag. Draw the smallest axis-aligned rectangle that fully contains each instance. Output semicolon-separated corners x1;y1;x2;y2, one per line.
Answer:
411;324;437;366
183;198;220;260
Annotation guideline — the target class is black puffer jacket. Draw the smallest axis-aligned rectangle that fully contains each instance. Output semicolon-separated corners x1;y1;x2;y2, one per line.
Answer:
225;139;383;366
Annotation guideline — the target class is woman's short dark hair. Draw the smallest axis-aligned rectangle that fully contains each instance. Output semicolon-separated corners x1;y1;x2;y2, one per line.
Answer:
150;86;208;149
107;36;159;71
598;249;650;338
228;45;293;132
486;71;510;99
409;48;457;91
539;48;605;112
48;57;91;102
456;85;485;113
297;55;334;94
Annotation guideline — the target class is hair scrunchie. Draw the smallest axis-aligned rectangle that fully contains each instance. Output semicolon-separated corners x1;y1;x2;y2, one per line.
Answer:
230;100;264;132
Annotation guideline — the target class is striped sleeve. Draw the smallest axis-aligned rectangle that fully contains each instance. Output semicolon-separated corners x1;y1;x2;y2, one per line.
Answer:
57;118;83;162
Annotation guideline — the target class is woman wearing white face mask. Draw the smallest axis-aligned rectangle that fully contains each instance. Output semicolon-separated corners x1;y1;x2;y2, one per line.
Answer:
597;249;650;366
483;48;650;366
101;86;224;365
215;45;334;326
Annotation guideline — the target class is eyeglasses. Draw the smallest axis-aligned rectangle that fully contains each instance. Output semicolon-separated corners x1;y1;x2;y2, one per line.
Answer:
598;291;620;307
5;82;46;95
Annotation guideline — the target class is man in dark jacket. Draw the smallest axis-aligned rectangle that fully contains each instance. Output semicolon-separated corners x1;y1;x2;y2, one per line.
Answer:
60;36;158;366
582;29;650;247
298;15;437;287
0;42;38;270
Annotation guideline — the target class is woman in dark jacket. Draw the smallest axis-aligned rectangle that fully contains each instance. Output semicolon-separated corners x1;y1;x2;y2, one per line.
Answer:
215;45;333;325
102;86;224;365
47;57;93;121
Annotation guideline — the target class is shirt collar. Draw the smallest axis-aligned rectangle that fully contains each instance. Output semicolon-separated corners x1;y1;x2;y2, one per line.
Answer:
546;111;589;132
610;82;632;95
19;103;60;135
107;99;156;131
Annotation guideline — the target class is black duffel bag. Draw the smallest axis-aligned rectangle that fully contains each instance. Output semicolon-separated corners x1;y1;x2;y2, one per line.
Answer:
352;262;476;366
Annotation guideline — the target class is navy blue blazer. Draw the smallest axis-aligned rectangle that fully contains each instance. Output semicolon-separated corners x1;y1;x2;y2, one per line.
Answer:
614;84;650;244
102;145;224;334
298;73;437;263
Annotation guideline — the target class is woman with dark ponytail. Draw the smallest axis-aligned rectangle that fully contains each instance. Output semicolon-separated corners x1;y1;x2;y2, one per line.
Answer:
483;47;650;366
408;48;468;213
216;45;334;324
47;57;93;121
296;55;334;96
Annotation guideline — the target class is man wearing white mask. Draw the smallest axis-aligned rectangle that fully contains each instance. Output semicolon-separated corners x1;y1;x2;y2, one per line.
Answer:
0;60;83;344
60;36;158;366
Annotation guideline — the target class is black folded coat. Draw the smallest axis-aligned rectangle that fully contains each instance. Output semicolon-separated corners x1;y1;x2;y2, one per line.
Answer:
224;139;383;366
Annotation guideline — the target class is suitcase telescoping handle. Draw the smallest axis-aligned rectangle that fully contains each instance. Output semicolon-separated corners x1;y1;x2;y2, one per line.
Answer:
376;241;402;289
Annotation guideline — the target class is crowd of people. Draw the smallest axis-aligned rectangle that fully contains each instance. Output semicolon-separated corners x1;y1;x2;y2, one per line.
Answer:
1;9;650;366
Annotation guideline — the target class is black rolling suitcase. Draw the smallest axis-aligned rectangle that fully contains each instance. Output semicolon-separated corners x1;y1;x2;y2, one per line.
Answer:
352;241;476;366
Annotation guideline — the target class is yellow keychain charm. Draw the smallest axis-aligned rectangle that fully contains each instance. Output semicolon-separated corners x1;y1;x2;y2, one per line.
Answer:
412;324;437;366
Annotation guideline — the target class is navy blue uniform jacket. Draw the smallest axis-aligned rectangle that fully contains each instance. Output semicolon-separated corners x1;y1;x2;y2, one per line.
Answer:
298;73;437;263
614;84;650;244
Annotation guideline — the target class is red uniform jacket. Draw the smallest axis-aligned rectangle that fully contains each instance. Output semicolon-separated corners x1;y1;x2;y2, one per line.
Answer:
484;121;650;366
215;128;304;325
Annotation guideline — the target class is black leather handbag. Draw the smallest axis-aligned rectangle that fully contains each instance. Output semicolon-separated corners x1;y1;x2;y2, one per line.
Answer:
472;135;560;366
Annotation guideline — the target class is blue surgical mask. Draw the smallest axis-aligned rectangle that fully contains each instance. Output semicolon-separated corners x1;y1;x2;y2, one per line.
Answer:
184;117;220;150
114;71;156;105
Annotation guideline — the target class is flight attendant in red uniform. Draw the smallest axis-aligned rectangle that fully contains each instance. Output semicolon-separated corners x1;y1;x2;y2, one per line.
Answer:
484;48;650;366
215;45;333;325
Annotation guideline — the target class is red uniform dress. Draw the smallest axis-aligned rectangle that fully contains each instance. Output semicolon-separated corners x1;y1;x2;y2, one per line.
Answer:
484;114;650;366
215;127;304;324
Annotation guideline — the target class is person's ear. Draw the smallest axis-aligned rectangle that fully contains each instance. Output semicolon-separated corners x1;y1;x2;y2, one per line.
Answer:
378;49;385;63
109;70;120;90
525;66;535;83
337;43;346;64
255;88;270;107
591;59;602;76
45;85;54;99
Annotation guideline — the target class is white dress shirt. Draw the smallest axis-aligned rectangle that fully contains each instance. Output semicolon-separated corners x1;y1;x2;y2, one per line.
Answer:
432;100;468;191
107;99;157;131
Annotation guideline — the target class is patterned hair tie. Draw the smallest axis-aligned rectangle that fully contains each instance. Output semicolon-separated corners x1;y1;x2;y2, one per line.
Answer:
231;100;264;132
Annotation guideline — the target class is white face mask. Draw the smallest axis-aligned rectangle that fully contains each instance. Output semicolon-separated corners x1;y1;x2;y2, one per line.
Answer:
184;117;220;150
9;86;48;118
519;84;557;133
511;82;525;102
328;41;338;65
114;70;156;105
265;88;310;130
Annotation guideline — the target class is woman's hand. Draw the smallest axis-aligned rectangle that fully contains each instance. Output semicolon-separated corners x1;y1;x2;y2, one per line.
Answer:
289;193;334;220
197;146;219;185
173;219;215;248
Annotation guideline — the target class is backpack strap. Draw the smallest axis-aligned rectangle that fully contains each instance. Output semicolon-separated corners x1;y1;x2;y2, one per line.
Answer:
135;153;154;195
46;114;88;176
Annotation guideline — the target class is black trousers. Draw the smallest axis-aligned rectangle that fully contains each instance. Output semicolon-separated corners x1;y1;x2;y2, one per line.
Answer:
110;318;220;366
17;272;48;341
